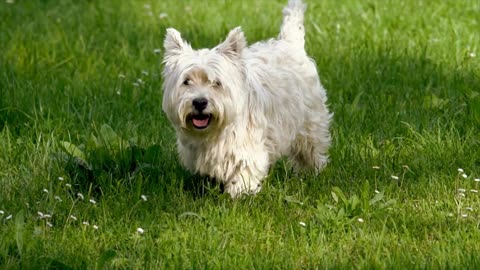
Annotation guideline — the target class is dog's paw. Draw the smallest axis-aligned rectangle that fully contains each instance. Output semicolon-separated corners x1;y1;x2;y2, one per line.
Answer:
224;179;262;199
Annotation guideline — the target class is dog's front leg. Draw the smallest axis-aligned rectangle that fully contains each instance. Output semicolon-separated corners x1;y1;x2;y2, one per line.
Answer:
224;171;262;198
223;157;268;198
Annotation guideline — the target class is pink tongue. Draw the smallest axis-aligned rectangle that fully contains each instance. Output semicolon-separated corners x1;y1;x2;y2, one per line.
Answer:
193;118;209;128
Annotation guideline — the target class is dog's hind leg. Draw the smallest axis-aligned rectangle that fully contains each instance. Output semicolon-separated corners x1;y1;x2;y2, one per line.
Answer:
289;115;331;174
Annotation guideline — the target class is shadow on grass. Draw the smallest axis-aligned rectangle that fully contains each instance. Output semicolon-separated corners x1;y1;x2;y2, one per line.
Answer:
58;123;221;199
323;51;480;135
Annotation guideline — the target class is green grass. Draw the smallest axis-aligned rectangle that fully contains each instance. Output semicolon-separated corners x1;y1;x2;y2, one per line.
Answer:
1;0;480;268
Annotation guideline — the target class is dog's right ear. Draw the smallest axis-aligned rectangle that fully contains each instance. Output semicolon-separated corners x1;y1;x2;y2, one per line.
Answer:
164;28;190;56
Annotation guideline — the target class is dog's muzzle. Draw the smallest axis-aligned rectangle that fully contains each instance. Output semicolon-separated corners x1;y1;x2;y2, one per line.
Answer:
189;97;211;129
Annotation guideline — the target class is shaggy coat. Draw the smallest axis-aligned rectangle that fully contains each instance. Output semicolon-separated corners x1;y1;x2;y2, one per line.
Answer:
162;0;332;197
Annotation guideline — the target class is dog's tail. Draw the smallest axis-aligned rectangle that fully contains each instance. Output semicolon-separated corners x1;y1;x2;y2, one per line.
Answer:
279;0;307;48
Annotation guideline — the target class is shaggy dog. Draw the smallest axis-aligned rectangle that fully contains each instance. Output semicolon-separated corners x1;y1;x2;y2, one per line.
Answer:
162;0;332;198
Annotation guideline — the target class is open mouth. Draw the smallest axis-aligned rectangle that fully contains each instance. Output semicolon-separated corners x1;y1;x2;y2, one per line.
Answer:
190;114;211;129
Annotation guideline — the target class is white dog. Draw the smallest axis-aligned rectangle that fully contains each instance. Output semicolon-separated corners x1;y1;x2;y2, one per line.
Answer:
162;0;332;198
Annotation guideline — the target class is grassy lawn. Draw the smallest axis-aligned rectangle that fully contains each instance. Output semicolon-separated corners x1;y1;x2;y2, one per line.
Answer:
1;0;479;268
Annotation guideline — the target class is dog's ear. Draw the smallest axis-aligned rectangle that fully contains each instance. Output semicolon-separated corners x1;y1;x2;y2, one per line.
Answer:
217;27;246;59
164;28;189;55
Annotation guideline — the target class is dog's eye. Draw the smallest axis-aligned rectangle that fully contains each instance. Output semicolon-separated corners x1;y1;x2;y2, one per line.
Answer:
214;80;222;87
183;79;192;85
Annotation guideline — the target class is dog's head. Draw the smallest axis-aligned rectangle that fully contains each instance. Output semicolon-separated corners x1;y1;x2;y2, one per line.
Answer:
161;27;247;137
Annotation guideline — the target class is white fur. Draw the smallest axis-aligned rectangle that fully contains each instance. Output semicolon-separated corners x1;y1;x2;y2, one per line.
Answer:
162;0;332;198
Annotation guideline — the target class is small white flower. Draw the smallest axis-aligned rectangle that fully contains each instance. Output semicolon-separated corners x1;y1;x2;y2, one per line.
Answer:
159;12;168;19
137;78;144;84
153;48;161;54
0;210;4;215
136;227;145;234
458;168;464;173
299;222;306;227
459;193;466;197
83;221;90;226
357;218;365;223
70;215;77;221
77;193;84;200
133;82;140;87
391;175;399;180
116;90;121;95
475;178;480;182
458;188;466;193
118;74;125;79
469;52;476;58
55;195;62;202
89;199;97;204
38;212;51;219
374;190;380;194
372;166;380;170
6;0;14;4
470;189;478;193
43;188;49;193
65;183;72;188
466;207;473;211
447;213;454;217
6;214;12;220
58;176;64;181
47;222;53;227
141;70;149;76
461;213;468;218
143;4;151;9
93;225;99;230
462;173;468;179
141;195;148;201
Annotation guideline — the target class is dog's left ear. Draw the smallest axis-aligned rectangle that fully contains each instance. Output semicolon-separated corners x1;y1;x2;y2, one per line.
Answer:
217;27;246;59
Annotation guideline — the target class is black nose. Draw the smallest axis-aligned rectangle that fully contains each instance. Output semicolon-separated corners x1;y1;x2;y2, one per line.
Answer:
192;98;208;111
